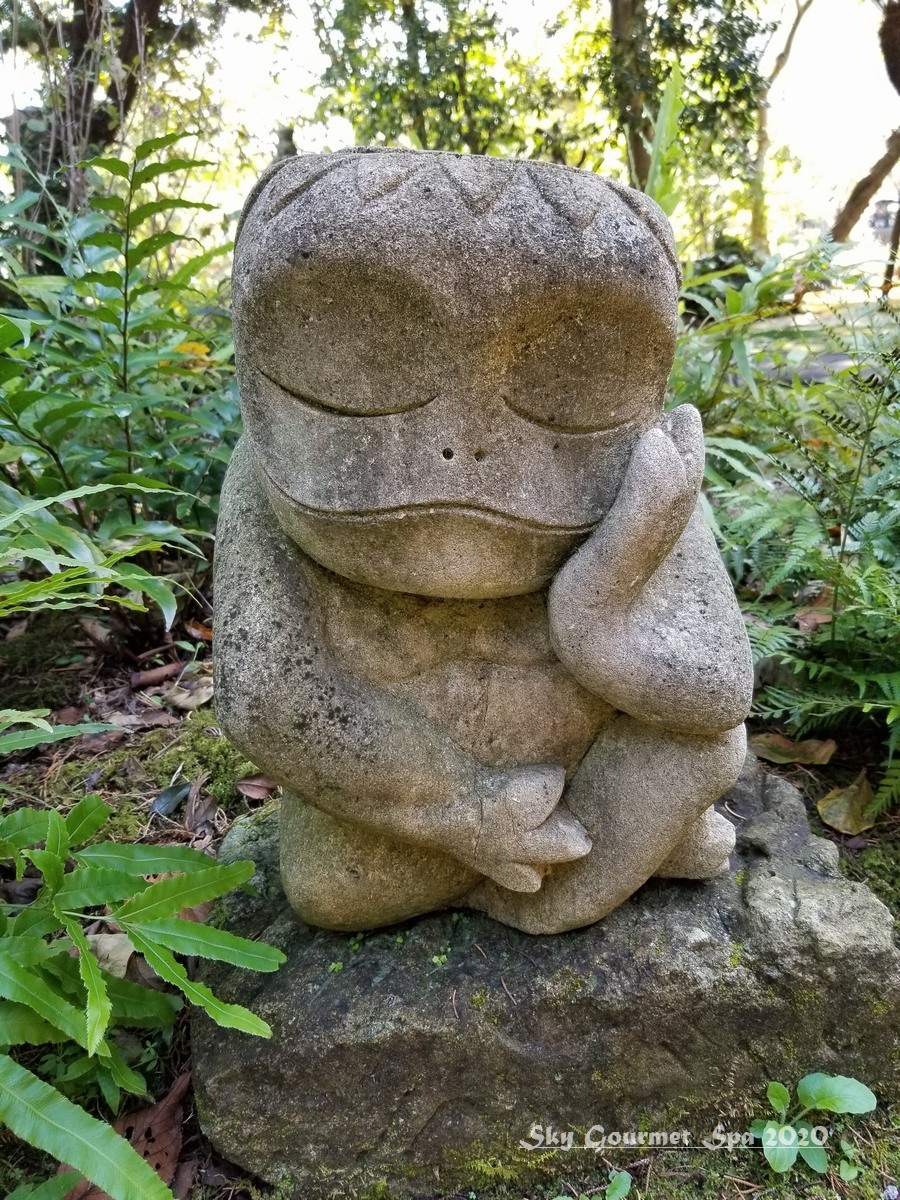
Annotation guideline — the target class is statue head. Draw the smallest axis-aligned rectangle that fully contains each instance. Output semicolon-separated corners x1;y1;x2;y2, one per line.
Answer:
233;148;680;599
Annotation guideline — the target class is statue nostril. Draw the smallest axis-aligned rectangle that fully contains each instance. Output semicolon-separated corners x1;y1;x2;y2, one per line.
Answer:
442;448;454;460
474;449;487;462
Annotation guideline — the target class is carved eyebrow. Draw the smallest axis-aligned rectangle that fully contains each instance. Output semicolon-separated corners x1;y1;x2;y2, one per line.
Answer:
256;369;436;418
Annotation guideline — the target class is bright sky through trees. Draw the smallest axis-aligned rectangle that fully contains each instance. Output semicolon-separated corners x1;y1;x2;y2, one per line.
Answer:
2;0;898;245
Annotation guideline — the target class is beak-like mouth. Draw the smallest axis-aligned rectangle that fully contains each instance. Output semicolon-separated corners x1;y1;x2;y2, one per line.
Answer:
258;462;597;535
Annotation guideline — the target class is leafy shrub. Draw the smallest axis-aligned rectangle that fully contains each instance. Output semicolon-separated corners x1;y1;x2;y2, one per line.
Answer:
0;792;284;1199
0;133;239;571
689;280;900;812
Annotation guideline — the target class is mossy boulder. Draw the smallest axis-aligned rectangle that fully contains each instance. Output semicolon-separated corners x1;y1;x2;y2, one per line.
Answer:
193;758;900;1198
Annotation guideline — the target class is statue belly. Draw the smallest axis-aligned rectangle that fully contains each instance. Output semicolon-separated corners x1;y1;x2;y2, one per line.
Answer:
314;566;615;773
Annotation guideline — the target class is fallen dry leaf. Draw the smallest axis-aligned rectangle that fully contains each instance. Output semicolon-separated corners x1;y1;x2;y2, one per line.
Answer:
63;1072;192;1199
178;899;213;925
108;710;180;730
794;608;833;633
171;1159;198;1199
52;705;87;725
817;770;876;836
750;732;837;765
236;773;278;801
163;678;214;711
184;618;212;641
185;772;221;836
85;933;136;979
79;618;115;651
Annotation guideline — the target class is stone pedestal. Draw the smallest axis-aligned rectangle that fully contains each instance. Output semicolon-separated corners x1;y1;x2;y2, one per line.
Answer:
193;758;900;1198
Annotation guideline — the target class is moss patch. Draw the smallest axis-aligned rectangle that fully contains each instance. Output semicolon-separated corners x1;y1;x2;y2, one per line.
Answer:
1;711;257;834
0;612;91;711
844;843;900;919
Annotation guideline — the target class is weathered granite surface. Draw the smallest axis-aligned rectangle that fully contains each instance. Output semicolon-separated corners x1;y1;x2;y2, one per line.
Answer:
214;148;754;934
193;757;900;1199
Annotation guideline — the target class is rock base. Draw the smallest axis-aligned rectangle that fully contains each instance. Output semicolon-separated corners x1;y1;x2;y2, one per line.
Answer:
193;759;900;1198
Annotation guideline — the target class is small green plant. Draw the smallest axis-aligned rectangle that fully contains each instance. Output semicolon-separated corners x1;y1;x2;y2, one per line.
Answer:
750;1072;877;1176
553;1170;632;1200
0;793;286;1199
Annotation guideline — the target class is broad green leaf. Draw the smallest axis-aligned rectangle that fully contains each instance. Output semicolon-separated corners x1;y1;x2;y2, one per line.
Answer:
90;195;126;215
127;231;185;271
169;242;231;288
798;1144;829;1174
839;1159;860;1181
768;1080;787;1113
125;927;271;1036
97;1066;121;1115
0;937;67;969
114;565;178;629
62;919;111;1054
113;860;254;923
76;840;213;874
26;848;64;898
0;805;49;849
761;1122;799;1173
7;1171;82;1200
0;1054;172;1200
0;721;116;756
10;908;61;938
606;1170;632;1199
105;975;181;1029
0;950;90;1048
130;198;216;227
100;1040;147;1096
64;795;111;847
0;1000;63;1046
45;810;68;863
730;335;760;401
78;270;123;290
134;131;195;161
797;1073;877;1114
81;230;123;251
134;917;286;972
55;867;143;909
81;155;130;179
132;157;214;187
0;315;28;353
0;190;41;219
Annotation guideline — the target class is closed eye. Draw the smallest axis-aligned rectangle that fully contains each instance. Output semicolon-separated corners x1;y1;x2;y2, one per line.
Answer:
256;368;436;417
500;393;627;435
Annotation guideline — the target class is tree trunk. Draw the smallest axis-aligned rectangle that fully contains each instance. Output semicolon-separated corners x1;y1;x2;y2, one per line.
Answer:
399;0;432;149
831;128;900;242
610;0;652;190
749;96;770;256
880;197;900;294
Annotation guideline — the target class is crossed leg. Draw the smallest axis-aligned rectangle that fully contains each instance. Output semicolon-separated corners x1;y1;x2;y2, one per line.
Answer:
466;715;746;934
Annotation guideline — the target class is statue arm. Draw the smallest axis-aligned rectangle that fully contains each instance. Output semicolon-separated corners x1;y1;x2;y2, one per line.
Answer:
213;439;590;891
548;406;753;735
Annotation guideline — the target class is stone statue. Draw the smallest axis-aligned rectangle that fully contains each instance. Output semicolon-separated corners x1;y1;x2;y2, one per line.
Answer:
213;148;753;935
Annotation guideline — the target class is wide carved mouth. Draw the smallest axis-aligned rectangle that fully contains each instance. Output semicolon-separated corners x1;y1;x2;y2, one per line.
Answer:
258;462;598;535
